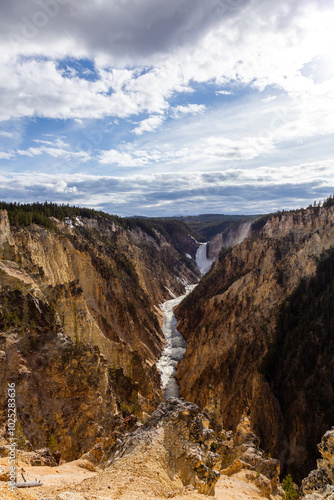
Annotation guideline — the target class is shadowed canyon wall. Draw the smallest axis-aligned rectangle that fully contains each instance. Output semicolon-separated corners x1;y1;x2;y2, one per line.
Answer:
175;204;334;480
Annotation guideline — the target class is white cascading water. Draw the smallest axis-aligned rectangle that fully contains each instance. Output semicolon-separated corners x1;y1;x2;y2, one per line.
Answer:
195;242;213;274
157;285;196;399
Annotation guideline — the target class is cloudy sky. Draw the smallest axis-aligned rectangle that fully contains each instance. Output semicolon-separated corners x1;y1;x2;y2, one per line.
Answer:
0;0;334;216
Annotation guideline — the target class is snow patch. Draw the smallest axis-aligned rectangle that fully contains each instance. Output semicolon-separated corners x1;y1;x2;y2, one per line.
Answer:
75;216;84;226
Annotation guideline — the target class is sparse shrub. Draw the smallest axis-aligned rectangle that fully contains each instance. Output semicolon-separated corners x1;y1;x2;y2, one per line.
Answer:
15;422;27;450
28;333;39;351
210;442;218;451
282;474;298;500
47;433;57;452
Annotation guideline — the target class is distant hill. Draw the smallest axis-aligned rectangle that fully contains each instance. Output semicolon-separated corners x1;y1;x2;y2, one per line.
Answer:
130;213;258;242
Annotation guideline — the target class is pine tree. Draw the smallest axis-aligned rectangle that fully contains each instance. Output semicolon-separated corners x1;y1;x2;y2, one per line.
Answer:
282;474;298;500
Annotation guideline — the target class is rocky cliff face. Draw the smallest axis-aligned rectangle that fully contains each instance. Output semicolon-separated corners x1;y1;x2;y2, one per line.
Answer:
301;427;334;499
175;205;334;480
0;290;128;461
0;210;199;460
207;221;253;261
219;408;282;497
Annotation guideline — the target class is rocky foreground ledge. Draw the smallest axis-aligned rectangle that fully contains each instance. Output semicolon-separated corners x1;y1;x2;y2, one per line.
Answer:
2;399;334;499
0;398;284;499
103;397;285;497
108;397;220;496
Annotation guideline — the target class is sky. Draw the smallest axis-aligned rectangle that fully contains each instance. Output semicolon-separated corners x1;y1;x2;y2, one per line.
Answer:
0;0;334;216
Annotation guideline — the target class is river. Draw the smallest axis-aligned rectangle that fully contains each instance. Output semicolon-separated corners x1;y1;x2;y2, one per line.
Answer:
157;284;196;399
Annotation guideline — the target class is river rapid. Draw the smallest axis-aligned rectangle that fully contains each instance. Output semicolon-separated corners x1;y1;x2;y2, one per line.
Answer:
157;285;196;399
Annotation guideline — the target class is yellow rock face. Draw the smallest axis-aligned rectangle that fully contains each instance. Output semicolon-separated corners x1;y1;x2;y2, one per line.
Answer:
0;212;198;461
175;205;334;479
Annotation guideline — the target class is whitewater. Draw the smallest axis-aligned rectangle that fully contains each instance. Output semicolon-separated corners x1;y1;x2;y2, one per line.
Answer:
157;243;214;399
195;242;213;274
157;285;196;399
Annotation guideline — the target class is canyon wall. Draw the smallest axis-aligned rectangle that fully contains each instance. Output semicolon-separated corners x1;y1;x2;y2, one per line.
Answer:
175;205;334;480
207;220;253;261
0;210;199;459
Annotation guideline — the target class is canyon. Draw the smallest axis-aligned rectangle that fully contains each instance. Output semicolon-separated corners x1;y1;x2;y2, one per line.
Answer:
0;207;200;461
1;201;334;499
175;202;334;482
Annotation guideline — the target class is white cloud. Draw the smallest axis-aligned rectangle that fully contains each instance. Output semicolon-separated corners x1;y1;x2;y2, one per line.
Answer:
216;90;233;95
96;82;334;172
0;0;334;215
0;131;15;138
33;138;64;146
0;58;139;121
262;96;277;103
1;0;333;126
170;104;206;119
0;151;14;160
0;159;333;216
98;149;151;167
17;138;91;162
132;115;165;135
98;131;275;169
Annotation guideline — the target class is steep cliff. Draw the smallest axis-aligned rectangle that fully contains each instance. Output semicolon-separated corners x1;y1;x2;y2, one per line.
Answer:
0;207;199;460
301;426;334;499
107;398;221;496
175;204;334;480
207;220;254;261
0;289;129;461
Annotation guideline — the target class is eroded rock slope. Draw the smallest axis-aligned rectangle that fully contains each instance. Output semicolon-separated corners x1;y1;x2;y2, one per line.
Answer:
175;204;334;480
0;209;199;460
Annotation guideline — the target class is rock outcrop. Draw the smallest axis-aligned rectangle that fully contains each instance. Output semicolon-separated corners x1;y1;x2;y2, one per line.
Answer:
219;409;282;498
175;204;334;480
0;288;140;461
301;427;334;499
72;400;283;499
108;398;220;496
0;400;286;500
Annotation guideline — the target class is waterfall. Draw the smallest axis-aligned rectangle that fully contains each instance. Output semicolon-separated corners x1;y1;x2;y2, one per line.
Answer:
195;242;213;274
157;285;196;399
